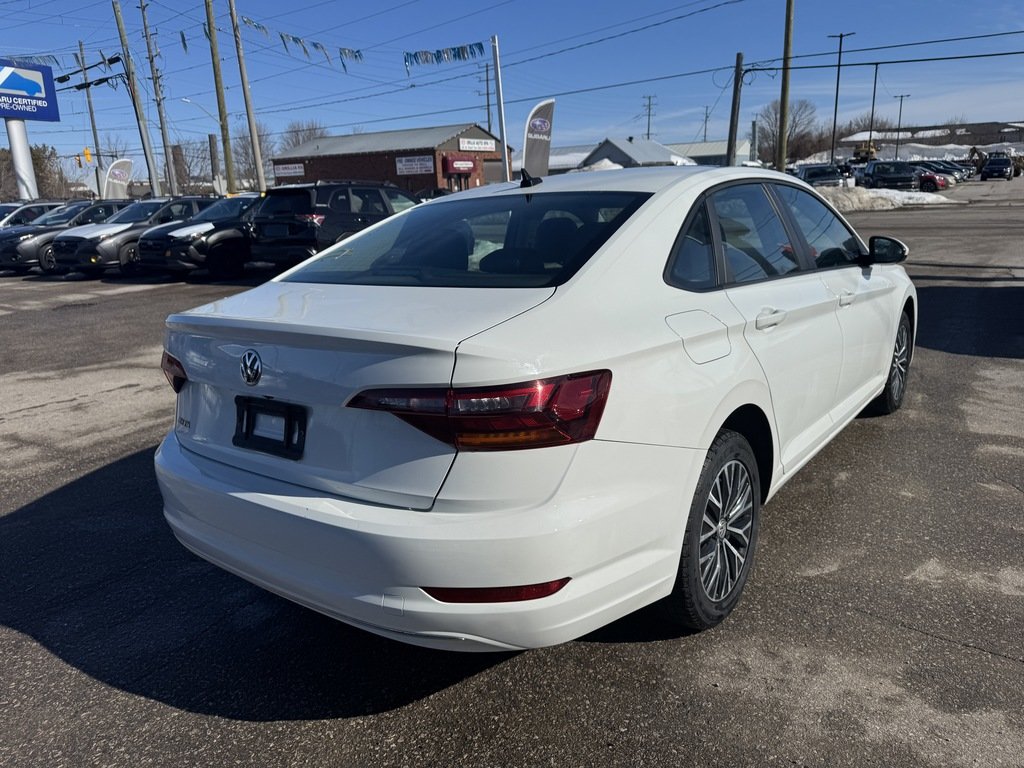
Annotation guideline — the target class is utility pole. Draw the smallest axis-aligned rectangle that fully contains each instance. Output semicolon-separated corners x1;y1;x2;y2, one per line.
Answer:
828;31;855;164
894;94;910;160
726;52;744;167
702;105;710;142
112;0;161;195
867;63;879;151
205;0;236;193
642;95;656;140
775;0;794;171
208;133;219;188
491;35;509;182
139;0;177;194
227;0;265;191
479;63;492;133
79;40;105;197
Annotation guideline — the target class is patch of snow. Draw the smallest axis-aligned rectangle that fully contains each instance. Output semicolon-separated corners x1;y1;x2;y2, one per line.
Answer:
912;129;950;139
816;186;962;213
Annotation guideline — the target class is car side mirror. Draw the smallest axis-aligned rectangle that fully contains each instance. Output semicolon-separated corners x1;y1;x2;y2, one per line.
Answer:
861;235;909;266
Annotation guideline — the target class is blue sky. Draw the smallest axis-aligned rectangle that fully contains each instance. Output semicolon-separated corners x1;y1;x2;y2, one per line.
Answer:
4;0;1024;171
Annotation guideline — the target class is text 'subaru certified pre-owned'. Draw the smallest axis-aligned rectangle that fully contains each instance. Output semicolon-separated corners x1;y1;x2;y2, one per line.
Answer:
155;166;916;651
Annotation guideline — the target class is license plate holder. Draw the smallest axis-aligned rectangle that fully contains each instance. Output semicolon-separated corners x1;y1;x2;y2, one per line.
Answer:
233;396;307;460
262;223;289;238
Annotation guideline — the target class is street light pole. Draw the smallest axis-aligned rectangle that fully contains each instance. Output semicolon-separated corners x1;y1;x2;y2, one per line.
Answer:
894;94;910;160
828;31;855;165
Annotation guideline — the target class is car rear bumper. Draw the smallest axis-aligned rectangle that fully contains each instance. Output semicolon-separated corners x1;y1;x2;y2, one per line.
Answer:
155;431;699;651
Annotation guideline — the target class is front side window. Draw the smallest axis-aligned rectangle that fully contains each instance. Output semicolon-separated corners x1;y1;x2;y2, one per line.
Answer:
284;190;651;288
384;188;418;213
709;184;800;284
773;185;863;268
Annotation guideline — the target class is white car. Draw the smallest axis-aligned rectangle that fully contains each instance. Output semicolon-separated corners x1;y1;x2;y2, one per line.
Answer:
155;166;916;652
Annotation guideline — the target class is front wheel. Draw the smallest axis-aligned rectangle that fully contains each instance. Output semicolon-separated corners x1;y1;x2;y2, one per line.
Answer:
660;430;761;631
118;243;141;276
38;245;65;274
870;311;912;415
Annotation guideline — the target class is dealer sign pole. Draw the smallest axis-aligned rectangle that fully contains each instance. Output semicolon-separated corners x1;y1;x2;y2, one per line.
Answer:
5;118;39;199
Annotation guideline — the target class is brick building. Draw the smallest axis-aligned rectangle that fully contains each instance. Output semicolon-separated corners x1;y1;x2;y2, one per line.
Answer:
271;124;511;194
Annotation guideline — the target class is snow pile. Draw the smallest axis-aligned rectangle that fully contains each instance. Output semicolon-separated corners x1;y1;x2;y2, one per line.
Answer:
817;186;961;213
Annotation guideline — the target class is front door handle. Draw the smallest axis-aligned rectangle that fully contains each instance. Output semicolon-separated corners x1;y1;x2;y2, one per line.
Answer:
838;290;855;307
755;308;788;330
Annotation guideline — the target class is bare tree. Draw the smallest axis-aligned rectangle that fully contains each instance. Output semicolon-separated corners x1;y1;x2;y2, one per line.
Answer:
756;99;821;164
233;120;277;190
278;119;329;153
173;140;213;194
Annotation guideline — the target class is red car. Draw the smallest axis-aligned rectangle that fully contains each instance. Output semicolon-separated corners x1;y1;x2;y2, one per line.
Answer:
913;167;949;193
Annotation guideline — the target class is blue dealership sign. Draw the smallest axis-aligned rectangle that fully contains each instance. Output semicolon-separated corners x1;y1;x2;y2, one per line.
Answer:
0;58;60;122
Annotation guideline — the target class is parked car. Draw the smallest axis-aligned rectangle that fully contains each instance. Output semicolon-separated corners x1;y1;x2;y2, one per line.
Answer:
0;200;132;274
793;164;844;187
248;180;420;269
52;196;217;275
156;166;917;651
910;167;949;194
914;161;960;184
137;193;261;279
980;157;1014;181
0;200;67;228
859;161;919;190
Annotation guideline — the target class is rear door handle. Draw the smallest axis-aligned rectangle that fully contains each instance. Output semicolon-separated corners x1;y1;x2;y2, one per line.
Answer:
755;308;788;330
838;290;855;307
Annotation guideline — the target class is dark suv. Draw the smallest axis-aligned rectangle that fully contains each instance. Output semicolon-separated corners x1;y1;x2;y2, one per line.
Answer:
249;181;419;268
980;157;1014;181
52;196;217;275
137;193;260;279
860;161;919;190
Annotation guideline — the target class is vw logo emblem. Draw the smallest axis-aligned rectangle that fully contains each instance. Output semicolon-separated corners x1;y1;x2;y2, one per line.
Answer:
240;349;262;386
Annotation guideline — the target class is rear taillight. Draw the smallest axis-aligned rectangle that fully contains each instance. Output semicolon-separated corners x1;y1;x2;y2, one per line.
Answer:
161;351;188;393
348;370;612;451
295;213;325;226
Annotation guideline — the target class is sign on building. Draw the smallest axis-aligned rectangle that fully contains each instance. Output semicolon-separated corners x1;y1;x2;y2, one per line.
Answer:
396;155;434;175
274;163;305;177
0;58;60;122
459;138;495;152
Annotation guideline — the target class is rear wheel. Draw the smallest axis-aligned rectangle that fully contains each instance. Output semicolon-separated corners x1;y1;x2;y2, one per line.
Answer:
870;311;912;415
661;430;761;631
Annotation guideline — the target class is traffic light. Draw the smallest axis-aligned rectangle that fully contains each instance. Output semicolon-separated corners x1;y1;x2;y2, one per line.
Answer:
75;155;82;168
84;147;93;164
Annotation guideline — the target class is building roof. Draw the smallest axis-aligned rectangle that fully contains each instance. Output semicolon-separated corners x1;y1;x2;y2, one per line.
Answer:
582;137;690;167
274;124;499;160
665;139;750;158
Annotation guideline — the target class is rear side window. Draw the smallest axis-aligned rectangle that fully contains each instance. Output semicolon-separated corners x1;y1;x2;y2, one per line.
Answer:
709;184;800;284
666;202;715;290
284;191;651;288
384;188;418;213
258;190;314;216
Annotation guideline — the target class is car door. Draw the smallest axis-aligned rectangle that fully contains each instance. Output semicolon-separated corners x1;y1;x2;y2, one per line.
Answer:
710;182;844;472
771;183;900;423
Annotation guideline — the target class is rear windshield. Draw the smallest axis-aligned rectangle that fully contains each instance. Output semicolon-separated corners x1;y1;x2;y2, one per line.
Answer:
255;190;313;216
283;190;652;288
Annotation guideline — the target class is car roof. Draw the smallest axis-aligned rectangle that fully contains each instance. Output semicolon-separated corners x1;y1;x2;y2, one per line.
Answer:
443;165;800;201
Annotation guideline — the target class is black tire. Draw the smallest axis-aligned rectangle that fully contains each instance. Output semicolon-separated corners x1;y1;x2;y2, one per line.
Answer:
207;245;244;280
38;245;65;274
870;311;912;415
118;242;141;276
921;180;936;193
661;429;761;631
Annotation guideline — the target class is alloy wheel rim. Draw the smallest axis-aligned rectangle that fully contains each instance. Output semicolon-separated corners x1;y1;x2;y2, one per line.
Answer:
699;459;753;602
890;323;909;403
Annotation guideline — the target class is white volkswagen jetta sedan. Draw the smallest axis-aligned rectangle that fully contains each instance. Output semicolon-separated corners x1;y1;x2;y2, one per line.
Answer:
155;166;915;651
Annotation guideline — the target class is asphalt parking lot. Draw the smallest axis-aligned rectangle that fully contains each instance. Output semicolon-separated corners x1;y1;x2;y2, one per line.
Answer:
1;178;1021;768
